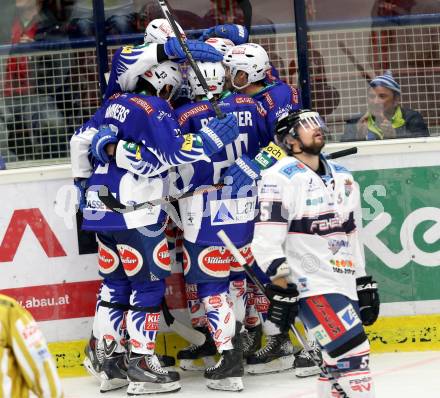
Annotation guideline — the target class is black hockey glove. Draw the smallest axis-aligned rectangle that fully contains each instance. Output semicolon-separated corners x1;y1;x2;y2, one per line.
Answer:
356;275;380;326
265;283;299;333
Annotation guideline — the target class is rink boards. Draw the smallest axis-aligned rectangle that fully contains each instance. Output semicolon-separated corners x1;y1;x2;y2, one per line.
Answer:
0;138;439;377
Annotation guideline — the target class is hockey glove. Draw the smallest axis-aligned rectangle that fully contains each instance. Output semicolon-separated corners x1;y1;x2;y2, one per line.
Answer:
223;154;260;194
356;275;380;326
265;283;299;333
199;24;249;45
91;126;118;165
197;113;239;157
164;37;223;63
74;178;87;212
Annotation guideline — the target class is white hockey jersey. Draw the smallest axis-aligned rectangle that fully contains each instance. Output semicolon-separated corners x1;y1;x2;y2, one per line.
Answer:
251;155;366;301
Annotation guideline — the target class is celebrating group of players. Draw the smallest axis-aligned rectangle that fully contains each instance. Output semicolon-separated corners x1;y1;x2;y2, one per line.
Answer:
70;17;380;398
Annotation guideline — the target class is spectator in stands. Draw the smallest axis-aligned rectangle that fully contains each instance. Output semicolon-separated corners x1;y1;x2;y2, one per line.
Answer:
341;70;429;141
1;0;74;162
0;294;63;397
67;0;137;38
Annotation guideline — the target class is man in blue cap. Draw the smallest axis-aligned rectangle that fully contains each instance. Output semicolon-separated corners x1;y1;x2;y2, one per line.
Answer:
342;70;429;141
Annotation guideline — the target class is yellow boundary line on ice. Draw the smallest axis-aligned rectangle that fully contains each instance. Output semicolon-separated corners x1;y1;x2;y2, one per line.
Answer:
50;314;440;378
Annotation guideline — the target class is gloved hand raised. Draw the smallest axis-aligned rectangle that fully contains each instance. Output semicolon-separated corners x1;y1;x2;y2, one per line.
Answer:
197;113;239;157
265;283;299;333
91;125;118;165
356;276;380;326
164;37;223;63
223;154;260;194
199;24;249;45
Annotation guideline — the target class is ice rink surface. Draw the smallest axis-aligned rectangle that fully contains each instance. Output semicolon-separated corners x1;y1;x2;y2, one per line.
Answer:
62;351;440;397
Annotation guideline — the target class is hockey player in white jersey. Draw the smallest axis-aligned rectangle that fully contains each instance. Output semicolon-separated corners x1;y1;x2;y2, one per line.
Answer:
251;109;380;398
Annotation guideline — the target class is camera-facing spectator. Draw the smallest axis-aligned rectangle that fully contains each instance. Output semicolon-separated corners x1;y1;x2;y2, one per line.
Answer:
341;71;429;141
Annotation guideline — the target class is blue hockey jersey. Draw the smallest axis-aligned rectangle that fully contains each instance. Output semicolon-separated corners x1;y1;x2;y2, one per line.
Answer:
175;91;269;246
81;93;210;232
253;80;302;137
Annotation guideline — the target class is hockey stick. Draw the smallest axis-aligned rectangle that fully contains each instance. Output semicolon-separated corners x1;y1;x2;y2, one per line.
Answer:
98;184;222;214
162;298;206;346
217;230;351;398
157;0;224;118
98;146;357;214
326;146;357;159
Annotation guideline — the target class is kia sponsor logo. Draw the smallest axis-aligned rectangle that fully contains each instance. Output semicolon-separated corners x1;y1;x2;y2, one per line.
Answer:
224;312;231;324
131;339;142;349
117;245;143;276
146;342;156;351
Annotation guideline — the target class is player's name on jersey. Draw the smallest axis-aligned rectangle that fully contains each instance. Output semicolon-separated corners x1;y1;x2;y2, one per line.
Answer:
200;111;254;128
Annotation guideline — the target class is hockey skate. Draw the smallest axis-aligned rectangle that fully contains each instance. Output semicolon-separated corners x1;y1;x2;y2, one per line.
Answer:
127;353;181;395
241;324;262;360
246;333;295;375
100;352;129;392
204;348;244;391
294;341;322;377
176;327;217;371
83;335;104;382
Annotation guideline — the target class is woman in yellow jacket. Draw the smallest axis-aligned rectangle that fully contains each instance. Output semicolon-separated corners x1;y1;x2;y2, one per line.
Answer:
0;294;63;398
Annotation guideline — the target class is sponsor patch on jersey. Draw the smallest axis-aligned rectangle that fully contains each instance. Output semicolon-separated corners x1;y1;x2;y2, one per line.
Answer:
181;134;194;151
261;142;286;161
262;91;275;109
255;295;269;312
129;96;154;115
178;104;209;126
117;244;143;276
210;197;256;226
309;324;332;346
108;92;122;101
290;85;299;104
337;304;361;330
190;303;201;314
97;240;119;274
153;239;171;271
198;247;231;278
144;313;160;331
298;277;309;293
235;96;254;105
208;295;223;309
121;45;134;54
230;245;254;272
328;239;349;255
279;162;307;178
182;246;191;276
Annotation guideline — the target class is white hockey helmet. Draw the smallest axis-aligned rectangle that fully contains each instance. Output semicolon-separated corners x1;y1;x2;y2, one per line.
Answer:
144;18;180;44
140;61;183;99
204;37;235;55
223;43;271;89
188;61;226;96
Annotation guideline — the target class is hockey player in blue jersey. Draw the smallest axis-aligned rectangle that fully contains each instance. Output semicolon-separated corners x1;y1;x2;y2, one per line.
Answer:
166;60;271;391
70;60;240;395
220;42;320;376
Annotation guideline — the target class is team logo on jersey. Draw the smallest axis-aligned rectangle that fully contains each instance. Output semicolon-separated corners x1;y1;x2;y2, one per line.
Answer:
97;240;120;274
183;246;191;275
344;179;353;197
153;239;171;271
198;247;230;278
121;45;133;53
117;244;143;276
144;313;160;331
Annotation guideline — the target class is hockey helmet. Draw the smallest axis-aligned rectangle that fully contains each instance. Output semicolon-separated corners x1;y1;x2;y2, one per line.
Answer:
275;109;329;140
223;43;271;89
140;61;183;99
144;18;180;44
204;37;235;55
188;61;226;96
